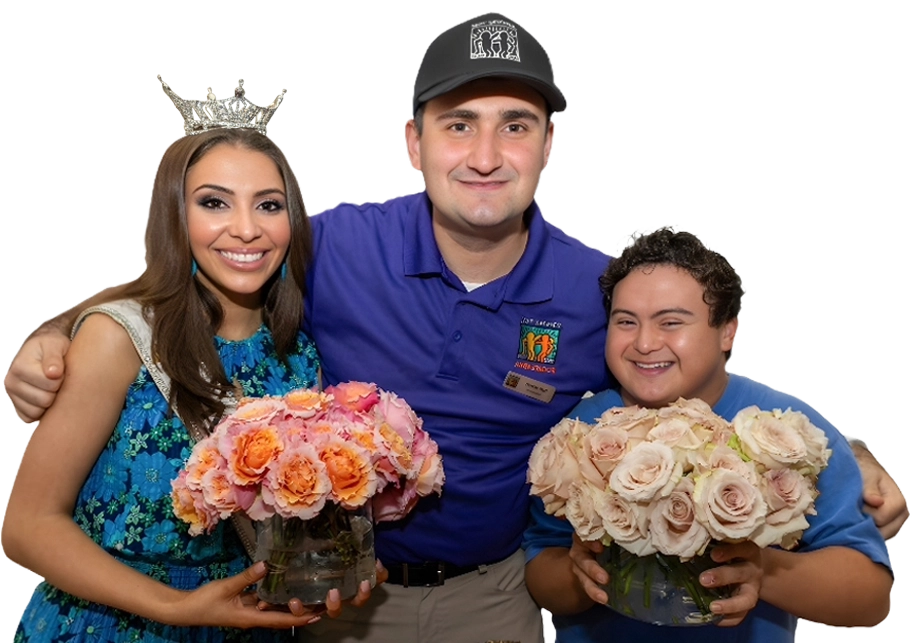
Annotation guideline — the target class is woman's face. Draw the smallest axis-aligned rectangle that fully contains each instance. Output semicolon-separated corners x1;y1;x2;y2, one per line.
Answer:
184;143;290;310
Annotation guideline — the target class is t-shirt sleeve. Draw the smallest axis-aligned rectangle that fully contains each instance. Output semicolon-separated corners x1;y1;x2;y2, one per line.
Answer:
795;417;891;573
523;496;575;563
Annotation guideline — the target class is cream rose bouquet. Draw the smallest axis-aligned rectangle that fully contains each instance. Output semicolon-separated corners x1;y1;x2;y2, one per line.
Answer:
172;381;445;602
527;398;830;623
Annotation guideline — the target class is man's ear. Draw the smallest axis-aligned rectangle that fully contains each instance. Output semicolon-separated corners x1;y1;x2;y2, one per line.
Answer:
721;318;738;353
405;119;421;171
542;120;554;168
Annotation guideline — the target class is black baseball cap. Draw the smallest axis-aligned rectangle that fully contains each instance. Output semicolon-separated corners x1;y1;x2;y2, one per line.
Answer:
413;13;566;114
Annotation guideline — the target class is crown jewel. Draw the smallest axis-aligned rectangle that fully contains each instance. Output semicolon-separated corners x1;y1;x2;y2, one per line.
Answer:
158;75;286;136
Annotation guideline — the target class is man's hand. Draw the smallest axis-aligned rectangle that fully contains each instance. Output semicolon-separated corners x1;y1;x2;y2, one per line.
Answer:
700;541;762;627
852;440;909;539
4;331;71;423
567;534;608;605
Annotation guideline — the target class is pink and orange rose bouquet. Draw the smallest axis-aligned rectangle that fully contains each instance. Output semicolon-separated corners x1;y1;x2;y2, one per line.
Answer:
172;381;445;602
527;398;830;624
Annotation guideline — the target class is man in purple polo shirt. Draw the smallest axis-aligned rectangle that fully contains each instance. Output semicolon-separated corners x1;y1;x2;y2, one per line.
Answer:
4;12;907;643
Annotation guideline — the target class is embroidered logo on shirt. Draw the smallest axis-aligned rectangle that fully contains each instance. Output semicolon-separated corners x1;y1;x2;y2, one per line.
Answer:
470;19;520;62
516;318;561;368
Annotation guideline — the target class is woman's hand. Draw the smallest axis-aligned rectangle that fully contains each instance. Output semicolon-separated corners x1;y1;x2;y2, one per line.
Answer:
170;562;323;629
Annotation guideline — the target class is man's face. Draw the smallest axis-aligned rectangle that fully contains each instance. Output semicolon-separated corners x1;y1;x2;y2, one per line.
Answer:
406;78;553;240
606;264;737;409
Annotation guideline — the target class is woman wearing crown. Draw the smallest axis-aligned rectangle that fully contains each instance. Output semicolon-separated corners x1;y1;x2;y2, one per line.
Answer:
3;81;339;641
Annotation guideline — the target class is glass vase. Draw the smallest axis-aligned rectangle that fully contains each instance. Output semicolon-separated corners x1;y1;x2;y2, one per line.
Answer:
255;503;375;605
597;542;732;626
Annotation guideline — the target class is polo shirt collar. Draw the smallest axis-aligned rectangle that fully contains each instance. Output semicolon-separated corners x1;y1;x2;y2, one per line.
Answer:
402;192;555;305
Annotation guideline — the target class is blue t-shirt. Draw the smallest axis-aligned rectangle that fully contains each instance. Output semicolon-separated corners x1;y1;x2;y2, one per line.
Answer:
523;374;891;643
305;192;611;565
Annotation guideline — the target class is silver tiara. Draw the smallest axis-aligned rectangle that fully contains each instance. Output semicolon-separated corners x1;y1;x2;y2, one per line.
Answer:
158;75;286;136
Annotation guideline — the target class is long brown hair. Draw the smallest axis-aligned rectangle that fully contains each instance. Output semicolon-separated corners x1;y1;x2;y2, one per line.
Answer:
119;128;312;430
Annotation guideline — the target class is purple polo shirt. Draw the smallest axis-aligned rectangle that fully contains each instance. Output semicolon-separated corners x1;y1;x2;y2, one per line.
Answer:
306;192;610;566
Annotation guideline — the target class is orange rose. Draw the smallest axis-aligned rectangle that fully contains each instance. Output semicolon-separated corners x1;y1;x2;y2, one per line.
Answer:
171;471;218;536
318;436;378;509
184;440;223;490
284;389;332;420
263;442;331;520
218;423;283;486
230;397;284;426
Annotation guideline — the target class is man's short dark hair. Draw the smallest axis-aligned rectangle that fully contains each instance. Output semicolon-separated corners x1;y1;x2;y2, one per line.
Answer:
600;229;744;357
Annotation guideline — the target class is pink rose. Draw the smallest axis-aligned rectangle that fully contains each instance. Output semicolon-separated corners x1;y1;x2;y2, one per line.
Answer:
693;469;767;540
326;381;380;414
609;441;681;503
732;406;809;471
412;429;445;497
372;480;419;523
649;477;710;559
752;468;816;548
374;390;422;442
564;481;606;542
595;492;654;556
262;441;331;520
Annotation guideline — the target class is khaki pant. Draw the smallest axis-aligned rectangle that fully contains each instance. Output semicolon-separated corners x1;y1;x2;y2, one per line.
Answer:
297;549;544;643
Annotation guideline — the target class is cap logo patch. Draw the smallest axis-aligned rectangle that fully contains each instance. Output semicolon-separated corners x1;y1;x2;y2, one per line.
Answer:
470;19;520;63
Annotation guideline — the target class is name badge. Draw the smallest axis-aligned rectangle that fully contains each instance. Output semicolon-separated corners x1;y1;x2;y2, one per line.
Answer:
502;371;556;403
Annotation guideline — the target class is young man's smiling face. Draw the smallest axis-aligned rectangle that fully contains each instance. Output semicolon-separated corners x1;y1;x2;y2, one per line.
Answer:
406;78;553;241
606;264;737;409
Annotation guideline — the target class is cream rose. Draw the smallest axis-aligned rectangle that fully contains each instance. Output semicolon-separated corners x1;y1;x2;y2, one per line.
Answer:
580;423;629;483
778;410;831;474
732;406;808;471
701;444;759;485
751;468;816;548
594;405;657;450
528;420;585;515
595;492;654;556
609;441;681;503
564;481;606;542
649;477;711;559
693;469;767;540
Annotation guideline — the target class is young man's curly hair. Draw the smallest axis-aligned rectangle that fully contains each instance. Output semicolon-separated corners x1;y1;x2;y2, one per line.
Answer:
599;229;744;356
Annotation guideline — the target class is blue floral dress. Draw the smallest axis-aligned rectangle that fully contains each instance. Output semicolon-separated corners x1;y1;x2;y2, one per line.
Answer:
16;326;319;642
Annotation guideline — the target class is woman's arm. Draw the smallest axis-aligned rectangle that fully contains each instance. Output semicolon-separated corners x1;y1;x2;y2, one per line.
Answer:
2;314;319;629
